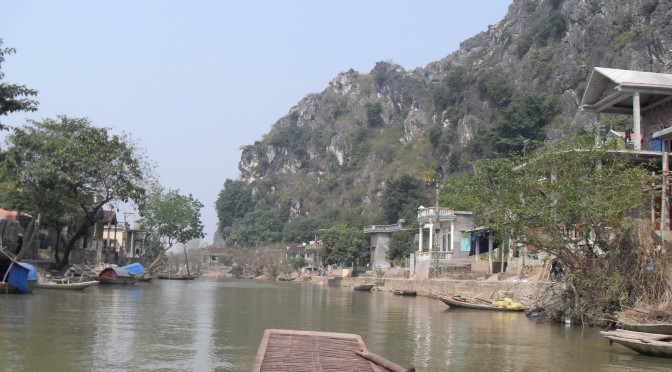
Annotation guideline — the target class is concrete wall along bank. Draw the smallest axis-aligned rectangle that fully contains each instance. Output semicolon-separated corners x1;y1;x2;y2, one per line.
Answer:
332;277;561;307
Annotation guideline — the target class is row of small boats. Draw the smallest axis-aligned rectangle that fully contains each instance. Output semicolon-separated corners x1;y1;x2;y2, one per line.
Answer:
2;250;199;293
436;291;672;359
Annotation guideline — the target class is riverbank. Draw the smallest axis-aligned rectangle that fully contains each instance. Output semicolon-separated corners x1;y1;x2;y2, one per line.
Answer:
201;265;563;310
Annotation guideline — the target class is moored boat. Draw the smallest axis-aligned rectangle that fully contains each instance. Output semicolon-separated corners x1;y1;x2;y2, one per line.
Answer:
0;250;38;294
157;273;198;280
97;267;138;285
353;284;374;291
438;293;525;312
601;329;672;358
393;289;417;296
618;322;672;335
36;280;99;290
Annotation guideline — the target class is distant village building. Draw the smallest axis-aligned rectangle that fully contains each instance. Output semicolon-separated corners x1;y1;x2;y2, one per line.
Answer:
363;220;408;268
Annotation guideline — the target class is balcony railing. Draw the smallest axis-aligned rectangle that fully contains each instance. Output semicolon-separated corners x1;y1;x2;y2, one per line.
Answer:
417;251;453;261
363;223;405;233
417;208;455;223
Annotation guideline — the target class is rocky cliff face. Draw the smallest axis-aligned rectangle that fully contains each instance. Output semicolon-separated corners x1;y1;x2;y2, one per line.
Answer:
235;0;672;223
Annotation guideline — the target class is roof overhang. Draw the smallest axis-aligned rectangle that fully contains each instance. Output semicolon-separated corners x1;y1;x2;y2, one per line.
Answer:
580;67;672;114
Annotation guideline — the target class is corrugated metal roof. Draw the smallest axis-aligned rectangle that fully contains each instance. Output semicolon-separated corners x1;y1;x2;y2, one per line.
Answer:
581;67;672;113
595;67;672;89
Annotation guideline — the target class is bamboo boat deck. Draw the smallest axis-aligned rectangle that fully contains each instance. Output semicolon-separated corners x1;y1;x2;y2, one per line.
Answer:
252;329;410;372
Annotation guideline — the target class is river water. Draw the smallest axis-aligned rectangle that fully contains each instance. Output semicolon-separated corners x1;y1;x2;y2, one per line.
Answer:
0;278;669;371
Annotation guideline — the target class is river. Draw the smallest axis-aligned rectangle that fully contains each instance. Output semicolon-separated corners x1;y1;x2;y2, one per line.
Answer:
0;278;669;371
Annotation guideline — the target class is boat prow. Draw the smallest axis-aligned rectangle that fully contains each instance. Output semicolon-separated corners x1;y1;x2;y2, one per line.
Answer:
601;329;672;358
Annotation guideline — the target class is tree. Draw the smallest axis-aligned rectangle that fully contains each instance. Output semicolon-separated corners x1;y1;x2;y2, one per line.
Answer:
468;93;557;160
457;141;665;325
319;225;368;267
387;230;414;263
490;94;557;155
381;175;428;224
138;185;205;273
0;39;39;130
215;179;253;238
282;216;325;243
224;209;283;247
3;116;148;267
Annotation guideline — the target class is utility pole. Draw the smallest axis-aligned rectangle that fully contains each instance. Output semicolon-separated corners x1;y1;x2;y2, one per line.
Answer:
434;180;440;275
122;212;133;262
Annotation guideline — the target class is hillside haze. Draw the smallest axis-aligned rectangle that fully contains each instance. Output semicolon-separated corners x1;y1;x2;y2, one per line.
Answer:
218;0;672;244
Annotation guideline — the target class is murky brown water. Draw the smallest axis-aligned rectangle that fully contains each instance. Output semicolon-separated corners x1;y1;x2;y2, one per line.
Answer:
0;278;669;371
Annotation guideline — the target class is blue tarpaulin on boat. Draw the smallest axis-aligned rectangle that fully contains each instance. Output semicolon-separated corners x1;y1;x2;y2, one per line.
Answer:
8;262;37;293
121;263;146;275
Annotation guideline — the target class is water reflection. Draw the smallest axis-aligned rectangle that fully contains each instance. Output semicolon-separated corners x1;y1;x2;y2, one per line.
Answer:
1;278;671;371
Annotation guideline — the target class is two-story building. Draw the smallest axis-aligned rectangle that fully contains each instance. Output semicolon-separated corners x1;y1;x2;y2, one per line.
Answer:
581;67;672;236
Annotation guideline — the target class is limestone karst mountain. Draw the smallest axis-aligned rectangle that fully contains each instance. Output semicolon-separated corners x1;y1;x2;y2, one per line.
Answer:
217;0;672;243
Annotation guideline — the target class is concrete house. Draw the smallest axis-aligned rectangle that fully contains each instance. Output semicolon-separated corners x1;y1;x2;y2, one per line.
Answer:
363;220;409;268
581;67;672;236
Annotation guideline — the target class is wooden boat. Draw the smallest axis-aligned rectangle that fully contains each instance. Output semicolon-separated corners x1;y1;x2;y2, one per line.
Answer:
353;284;374;291
36;280;99;290
157;273;199;280
618;322;672;335
393;289;417;296
252;329;411;372
97;267;138;285
601;329;672;358
0;250;38;294
438;293;525;312
137;273;153;282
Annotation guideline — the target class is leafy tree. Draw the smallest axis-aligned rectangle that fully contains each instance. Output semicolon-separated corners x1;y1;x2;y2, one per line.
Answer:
488;93;557;156
215;179;253;237
0;39;39;130
427;123;448;154
433;65;467;111
319;225;368;267
282;216;325;243
365;102;383;127
265;122;309;157
457;142;664;325
3;116;148;267
387;230;414;262
477;71;513;107
439;172;476;211
138;185;205;273
381;175;428;224
224;209;284;247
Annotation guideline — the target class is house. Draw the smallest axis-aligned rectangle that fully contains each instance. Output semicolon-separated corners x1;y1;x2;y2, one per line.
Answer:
581;67;672;236
363;220;409;268
72;210;147;265
0;208;30;256
286;244;306;260
363;210;475;276
415;207;474;260
207;247;232;264
581;67;672;152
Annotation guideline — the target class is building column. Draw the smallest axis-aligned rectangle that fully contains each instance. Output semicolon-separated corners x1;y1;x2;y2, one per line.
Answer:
633;91;641;150
428;223;434;252
418;226;423;252
488;235;494;274
450;221;455;252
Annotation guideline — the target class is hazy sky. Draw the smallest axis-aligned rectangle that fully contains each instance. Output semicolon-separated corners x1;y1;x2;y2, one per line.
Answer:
1;1;512;244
